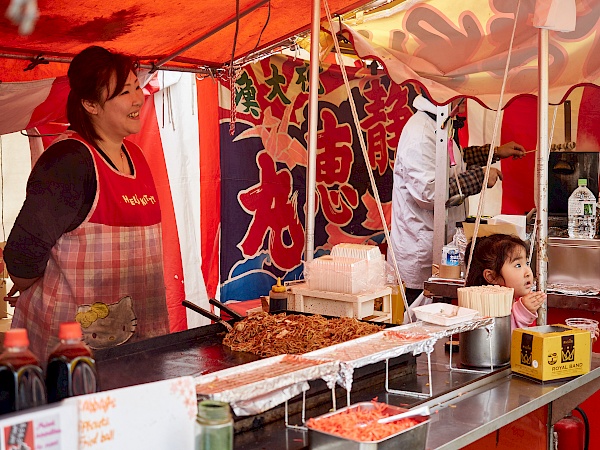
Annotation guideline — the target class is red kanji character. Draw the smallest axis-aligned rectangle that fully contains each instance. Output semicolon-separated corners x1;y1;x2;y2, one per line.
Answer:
317;184;359;226
314;109;358;225
361;78;388;131
238;151;304;270
384;83;411;153
366;122;387;175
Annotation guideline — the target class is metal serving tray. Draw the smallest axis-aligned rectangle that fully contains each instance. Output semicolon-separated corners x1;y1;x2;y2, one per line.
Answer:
307;402;429;450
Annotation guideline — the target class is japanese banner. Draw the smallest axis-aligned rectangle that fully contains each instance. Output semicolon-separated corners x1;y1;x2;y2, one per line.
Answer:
218;54;414;302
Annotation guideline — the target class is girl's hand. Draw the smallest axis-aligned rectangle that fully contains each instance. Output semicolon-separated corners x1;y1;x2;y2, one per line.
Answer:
521;291;546;314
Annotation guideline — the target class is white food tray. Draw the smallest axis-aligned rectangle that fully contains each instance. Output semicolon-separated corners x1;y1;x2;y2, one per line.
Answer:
412;304;479;326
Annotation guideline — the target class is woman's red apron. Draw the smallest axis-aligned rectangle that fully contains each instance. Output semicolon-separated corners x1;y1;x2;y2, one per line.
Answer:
12;134;169;361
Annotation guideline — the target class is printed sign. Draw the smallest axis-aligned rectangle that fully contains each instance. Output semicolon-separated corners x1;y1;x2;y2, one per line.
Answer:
68;376;196;450
0;406;78;450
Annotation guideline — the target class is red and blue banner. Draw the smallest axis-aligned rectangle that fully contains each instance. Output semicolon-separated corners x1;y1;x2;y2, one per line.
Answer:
218;54;413;302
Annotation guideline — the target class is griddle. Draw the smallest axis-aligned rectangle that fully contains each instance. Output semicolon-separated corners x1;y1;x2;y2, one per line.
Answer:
94;310;401;392
92;311;416;437
94;322;257;391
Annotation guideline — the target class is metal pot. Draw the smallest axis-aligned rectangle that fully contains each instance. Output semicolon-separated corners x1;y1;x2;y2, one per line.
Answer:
459;315;511;367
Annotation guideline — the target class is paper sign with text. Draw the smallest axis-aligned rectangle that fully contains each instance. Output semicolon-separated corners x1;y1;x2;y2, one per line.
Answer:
67;376;196;450
0;404;79;450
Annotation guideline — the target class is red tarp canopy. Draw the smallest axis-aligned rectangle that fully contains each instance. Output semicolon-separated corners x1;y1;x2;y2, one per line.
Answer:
0;0;372;81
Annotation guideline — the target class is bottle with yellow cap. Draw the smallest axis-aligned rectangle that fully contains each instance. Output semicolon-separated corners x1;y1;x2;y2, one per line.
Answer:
269;277;288;313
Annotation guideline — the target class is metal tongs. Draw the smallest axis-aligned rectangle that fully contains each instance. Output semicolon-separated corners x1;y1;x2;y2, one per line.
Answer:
358;405;430;427
182;299;244;332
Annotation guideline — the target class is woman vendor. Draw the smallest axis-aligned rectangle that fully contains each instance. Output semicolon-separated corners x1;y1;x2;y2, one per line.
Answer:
3;46;170;361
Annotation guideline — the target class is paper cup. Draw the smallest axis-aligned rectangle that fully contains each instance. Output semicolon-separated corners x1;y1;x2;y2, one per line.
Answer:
439;264;461;279
565;318;599;342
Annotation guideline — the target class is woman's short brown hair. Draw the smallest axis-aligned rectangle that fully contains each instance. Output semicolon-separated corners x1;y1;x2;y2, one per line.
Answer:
67;46;138;147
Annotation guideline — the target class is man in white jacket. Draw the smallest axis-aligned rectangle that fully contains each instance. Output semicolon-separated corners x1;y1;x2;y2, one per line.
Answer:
389;94;525;304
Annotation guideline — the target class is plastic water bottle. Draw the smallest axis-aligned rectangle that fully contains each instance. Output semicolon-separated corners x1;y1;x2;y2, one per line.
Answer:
568;179;597;239
452;222;468;274
0;329;47;414
45;322;98;403
442;243;460;266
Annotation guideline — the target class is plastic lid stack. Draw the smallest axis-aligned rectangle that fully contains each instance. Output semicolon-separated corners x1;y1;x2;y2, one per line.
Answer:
305;244;385;294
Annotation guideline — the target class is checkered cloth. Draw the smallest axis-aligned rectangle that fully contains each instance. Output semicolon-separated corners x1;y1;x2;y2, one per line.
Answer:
449;144;500;197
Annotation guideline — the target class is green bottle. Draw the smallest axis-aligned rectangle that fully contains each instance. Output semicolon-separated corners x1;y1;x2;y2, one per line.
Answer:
195;400;233;450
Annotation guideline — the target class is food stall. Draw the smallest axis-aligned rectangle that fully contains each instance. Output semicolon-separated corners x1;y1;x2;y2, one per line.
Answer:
2;1;600;449
86;311;600;448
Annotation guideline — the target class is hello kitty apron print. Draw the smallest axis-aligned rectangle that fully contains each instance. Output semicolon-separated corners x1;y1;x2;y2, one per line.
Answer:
12;134;170;360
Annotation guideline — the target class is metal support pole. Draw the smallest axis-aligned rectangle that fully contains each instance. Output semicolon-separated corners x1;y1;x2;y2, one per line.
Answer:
304;0;321;263
433;104;451;268
536;28;549;326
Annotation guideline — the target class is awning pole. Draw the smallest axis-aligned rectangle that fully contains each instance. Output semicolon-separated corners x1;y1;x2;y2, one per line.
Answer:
536;28;549;326
305;0;320;262
433;104;450;268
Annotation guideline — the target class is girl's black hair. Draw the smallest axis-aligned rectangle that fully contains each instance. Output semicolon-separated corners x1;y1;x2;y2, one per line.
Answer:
66;46;139;148
464;234;528;286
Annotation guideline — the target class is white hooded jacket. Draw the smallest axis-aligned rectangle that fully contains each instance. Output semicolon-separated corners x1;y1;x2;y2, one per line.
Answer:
388;95;466;289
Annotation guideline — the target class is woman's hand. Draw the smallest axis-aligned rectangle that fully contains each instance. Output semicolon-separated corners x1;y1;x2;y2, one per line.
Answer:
495;141;526;159
4;273;40;306
521;291;546;314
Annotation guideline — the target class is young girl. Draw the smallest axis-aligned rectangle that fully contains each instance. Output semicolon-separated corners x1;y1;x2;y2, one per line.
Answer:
465;234;545;330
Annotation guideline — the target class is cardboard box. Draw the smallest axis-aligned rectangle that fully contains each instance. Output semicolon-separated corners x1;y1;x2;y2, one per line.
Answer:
463;222;521;241
511;325;591;381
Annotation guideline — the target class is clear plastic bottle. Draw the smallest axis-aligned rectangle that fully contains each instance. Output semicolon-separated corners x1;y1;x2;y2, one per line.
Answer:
568;179;597;239
452;222;468;276
195;400;233;450
0;328;47;414
46;322;98;403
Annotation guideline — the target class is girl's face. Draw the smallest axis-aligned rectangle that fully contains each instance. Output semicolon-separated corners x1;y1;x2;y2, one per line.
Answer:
489;246;533;298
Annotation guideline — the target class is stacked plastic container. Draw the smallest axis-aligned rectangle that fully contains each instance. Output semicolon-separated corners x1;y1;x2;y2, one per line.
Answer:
305;244;385;294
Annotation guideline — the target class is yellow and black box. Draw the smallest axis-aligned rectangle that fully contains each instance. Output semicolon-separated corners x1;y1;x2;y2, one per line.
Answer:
511;325;591;382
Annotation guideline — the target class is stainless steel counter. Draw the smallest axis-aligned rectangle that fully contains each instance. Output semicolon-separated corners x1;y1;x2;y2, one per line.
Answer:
234;342;600;450
420;348;600;449
424;279;600;312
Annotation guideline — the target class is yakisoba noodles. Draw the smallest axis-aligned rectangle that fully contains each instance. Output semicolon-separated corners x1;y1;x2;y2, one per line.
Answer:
457;285;513;317
222;312;384;357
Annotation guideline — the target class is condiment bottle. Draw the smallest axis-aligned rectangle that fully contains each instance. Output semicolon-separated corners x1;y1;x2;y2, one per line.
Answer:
0;328;47;414
390;281;405;325
195;400;233;450
269;277;287;312
46;322;98;403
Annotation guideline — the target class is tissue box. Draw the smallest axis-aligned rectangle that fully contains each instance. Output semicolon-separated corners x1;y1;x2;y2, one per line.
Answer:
511;325;591;382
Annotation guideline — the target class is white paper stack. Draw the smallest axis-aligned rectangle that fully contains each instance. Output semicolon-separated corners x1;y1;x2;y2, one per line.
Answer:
487;214;527;240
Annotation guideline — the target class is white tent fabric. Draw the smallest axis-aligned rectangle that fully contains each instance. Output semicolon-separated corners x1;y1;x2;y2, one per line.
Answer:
337;0;594;108
155;72;209;328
